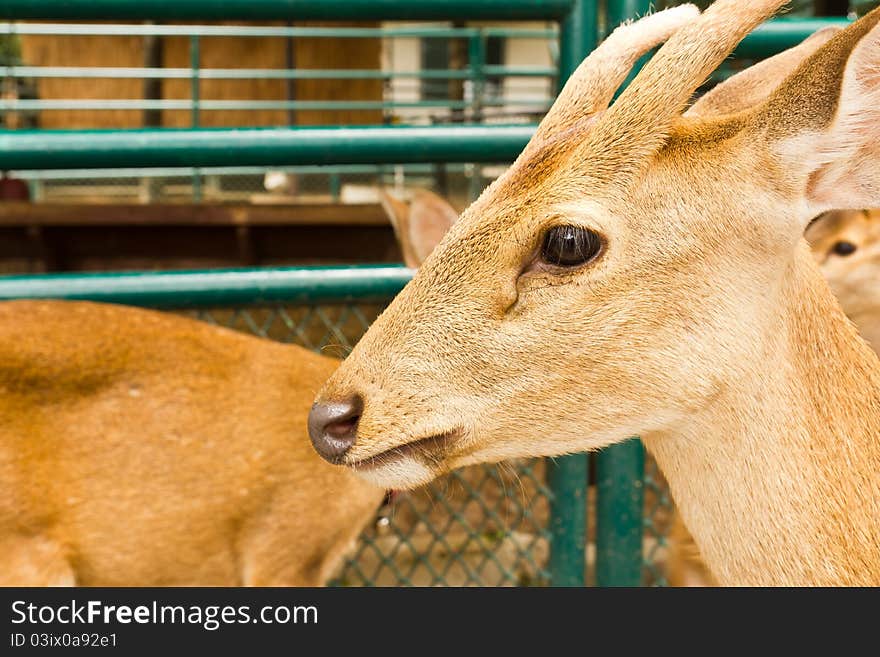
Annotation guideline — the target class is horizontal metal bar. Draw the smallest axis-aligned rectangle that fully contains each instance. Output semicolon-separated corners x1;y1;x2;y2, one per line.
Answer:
4;66;555;81
0;1;572;22
1;17;838;49
3;66;471;81
0;99;473;111
14;163;469;180
482;66;557;78
0;265;414;308
0;99;551;112
736;17;853;58
0;23;557;39
0;125;536;169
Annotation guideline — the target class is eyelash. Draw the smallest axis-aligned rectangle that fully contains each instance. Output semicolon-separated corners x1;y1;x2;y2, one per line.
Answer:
539;225;604;268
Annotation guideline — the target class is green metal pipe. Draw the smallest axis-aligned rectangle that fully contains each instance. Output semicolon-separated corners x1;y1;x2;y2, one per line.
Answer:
735;17;852;59
1;98;553;111
558;0;597;86
0;125;536;170
0;99;551;112
595;439;646;587
0;265;413;309
2;67;485;80
11;162;472;180
481;66;558;78
190;34;202;202
190;35;200;129
468;34;487;123
606;0;652;92
545;0;597;590
1;23;557;39
547;455;589;586
605;0;651;34
0;0;575;21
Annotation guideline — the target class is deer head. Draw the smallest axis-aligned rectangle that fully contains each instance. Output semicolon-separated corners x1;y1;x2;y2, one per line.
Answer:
310;1;880;491
808;208;880;350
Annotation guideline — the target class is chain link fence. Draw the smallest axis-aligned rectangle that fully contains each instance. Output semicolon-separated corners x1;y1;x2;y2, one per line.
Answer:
178;301;675;586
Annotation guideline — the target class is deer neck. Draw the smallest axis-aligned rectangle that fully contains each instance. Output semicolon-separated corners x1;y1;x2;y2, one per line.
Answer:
643;251;880;586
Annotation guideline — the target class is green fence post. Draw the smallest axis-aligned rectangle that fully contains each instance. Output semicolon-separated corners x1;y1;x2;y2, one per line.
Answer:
467;31;487;202
468;31;486;122
595;439;645;586
545;0;597;589
605;0;651;33
190;34;202;202
592;0;651;588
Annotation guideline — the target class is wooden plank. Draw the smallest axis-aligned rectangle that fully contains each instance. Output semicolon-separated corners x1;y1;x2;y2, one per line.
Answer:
0;202;390;227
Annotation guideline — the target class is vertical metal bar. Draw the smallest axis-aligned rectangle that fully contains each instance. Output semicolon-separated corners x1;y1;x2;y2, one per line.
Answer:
468;32;486;123
606;0;651;34
546;0;597;588
467;31;486;203
142;27;163;202
189;34;201;128
329;172;342;201
593;0;651;588
189;33;202;201
547;455;588;586
284;22;297;127
595;439;645;586
448;20;467;124
557;0;597;92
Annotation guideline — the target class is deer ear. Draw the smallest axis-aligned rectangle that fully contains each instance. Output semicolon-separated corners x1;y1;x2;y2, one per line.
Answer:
686;26;840;118
379;189;458;268
379;189;417;268
768;10;880;217
405;191;459;267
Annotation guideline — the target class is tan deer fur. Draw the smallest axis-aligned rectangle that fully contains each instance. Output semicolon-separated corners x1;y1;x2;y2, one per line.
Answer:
314;2;880;585
0;301;383;586
667;206;880;586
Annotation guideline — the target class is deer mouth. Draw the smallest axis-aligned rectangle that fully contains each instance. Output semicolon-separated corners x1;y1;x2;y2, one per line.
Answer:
347;429;461;471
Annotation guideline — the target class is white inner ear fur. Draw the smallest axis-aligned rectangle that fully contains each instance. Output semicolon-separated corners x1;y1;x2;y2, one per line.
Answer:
785;24;880;217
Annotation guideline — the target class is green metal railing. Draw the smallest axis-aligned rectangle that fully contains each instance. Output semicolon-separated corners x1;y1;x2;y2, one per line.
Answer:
0;1;577;21
0;0;859;586
0;265;413;307
0;12;560;201
0;22;558;122
0;125;535;169
0;17;850;119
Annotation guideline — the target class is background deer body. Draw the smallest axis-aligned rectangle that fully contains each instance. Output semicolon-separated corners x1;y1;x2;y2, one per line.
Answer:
311;2;880;585
0;300;383;586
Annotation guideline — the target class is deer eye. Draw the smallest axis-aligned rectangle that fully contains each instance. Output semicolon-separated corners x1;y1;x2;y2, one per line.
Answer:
832;241;857;257
540;225;603;268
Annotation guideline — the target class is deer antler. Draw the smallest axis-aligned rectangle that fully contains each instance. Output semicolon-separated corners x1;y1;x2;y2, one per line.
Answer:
586;0;788;180
529;4;699;150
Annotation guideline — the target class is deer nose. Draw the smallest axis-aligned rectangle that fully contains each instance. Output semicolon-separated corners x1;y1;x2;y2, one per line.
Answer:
308;396;362;464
